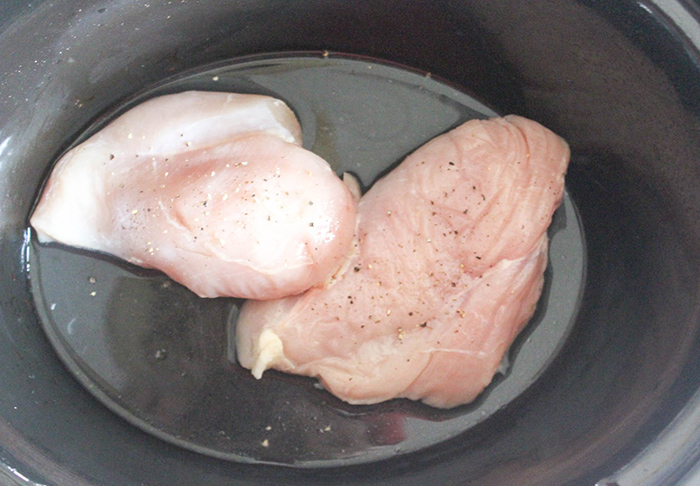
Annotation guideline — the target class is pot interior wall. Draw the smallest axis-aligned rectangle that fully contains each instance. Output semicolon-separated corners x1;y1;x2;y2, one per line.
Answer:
2;1;700;485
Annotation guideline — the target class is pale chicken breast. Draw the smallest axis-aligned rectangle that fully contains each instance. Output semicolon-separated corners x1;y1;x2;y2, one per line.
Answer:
236;115;570;408
30;91;357;299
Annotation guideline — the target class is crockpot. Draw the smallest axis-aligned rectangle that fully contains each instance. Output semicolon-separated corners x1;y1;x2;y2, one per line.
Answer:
3;1;700;485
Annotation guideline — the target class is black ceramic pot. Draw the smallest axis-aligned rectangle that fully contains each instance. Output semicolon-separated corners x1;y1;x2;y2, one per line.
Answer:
3;1;700;485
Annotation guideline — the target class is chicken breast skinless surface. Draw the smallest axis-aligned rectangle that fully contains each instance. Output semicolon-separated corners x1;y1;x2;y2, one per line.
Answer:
31;91;358;300
237;115;570;408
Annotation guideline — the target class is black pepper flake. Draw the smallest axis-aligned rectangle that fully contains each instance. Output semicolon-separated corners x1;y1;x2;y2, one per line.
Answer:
420;322;427;328
354;266;360;272
448;161;455;166
476;256;482;260
109;154;115;160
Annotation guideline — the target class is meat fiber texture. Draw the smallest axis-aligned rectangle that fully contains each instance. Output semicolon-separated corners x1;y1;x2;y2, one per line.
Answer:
30;91;357;300
236;115;570;409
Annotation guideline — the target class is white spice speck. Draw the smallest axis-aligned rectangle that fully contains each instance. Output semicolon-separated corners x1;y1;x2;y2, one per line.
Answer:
261;439;269;447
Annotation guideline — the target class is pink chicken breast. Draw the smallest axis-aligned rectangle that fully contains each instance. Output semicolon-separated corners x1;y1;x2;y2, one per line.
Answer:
236;115;570;408
30;91;357;299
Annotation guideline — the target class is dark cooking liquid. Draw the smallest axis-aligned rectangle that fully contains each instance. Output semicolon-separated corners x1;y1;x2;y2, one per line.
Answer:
27;53;585;466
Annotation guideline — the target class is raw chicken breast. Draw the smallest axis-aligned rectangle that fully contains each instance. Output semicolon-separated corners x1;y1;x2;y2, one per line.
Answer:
30;91;357;299
236;115;570;408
